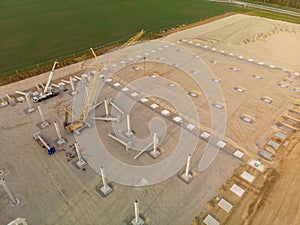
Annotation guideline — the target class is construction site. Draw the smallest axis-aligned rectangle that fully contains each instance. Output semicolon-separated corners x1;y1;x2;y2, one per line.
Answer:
0;14;299;225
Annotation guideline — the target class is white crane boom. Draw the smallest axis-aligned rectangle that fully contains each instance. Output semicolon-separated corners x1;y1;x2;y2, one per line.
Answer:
43;61;58;94
80;30;145;122
81;50;101;121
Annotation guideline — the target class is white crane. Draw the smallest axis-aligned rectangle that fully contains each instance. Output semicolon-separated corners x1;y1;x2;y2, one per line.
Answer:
33;61;59;102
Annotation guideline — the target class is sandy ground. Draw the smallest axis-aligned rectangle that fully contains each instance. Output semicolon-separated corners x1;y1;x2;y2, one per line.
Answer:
165;14;300;70
164;14;299;225
0;14;299;225
251;140;300;225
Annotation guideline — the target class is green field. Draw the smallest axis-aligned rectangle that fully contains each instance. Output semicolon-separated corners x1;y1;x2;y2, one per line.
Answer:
0;0;237;76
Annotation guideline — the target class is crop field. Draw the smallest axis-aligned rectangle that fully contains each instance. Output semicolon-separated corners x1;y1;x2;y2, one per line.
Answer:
0;0;237;76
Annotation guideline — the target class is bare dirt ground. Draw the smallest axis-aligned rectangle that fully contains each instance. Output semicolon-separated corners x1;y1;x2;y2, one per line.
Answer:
165;14;299;225
193;134;300;225
0;14;299;225
165;14;300;70
250;140;300;225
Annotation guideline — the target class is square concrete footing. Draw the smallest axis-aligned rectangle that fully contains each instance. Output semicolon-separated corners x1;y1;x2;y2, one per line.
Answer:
41;122;50;129
149;149;160;159
131;217;144;225
57;138;67;146
180;173;193;184
95;184;113;197
9;197;20;207
76;160;87;169
1;101;8;107
24;107;36;114
100;185;112;196
69;91;78;96
125;131;134;138
37;120;51;129
8;98;17;106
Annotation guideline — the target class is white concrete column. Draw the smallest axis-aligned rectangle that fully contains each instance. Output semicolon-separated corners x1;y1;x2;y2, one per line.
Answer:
37;105;45;123
134;200;139;223
70;77;78;95
37;135;50;150
104;99;109;117
153;132;157;152
35;83;41;91
185;154;192;177
75;75;82;81
15;91;26;95
108;134;131;150
110;101;124;115
127;115;131;133
70;77;75;91
0;178;17;205
109;134;127;146
100;167;107;188
54;121;62;140
6;94;11;100
74;142;83;163
16;91;35;112
150;131;160;158
99;166;112;195
134;141;153;160
25;94;33;110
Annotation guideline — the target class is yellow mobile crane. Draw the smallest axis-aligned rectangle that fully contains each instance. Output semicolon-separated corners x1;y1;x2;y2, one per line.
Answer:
64;30;145;133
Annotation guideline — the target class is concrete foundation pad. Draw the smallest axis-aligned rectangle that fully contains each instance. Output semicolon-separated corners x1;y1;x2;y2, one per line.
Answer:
100;185;112;196
180;173;193;184
24;107;36;114
76;160;87;169
1;101;8;107
27;107;36;113
37;120;51;129
149;149;160;159
57;138;67;147
95;184;113;197
131;217;144;225
8;98;17;106
125;131;134;138
41;122;50;129
69;91;78;96
9;197;20;207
